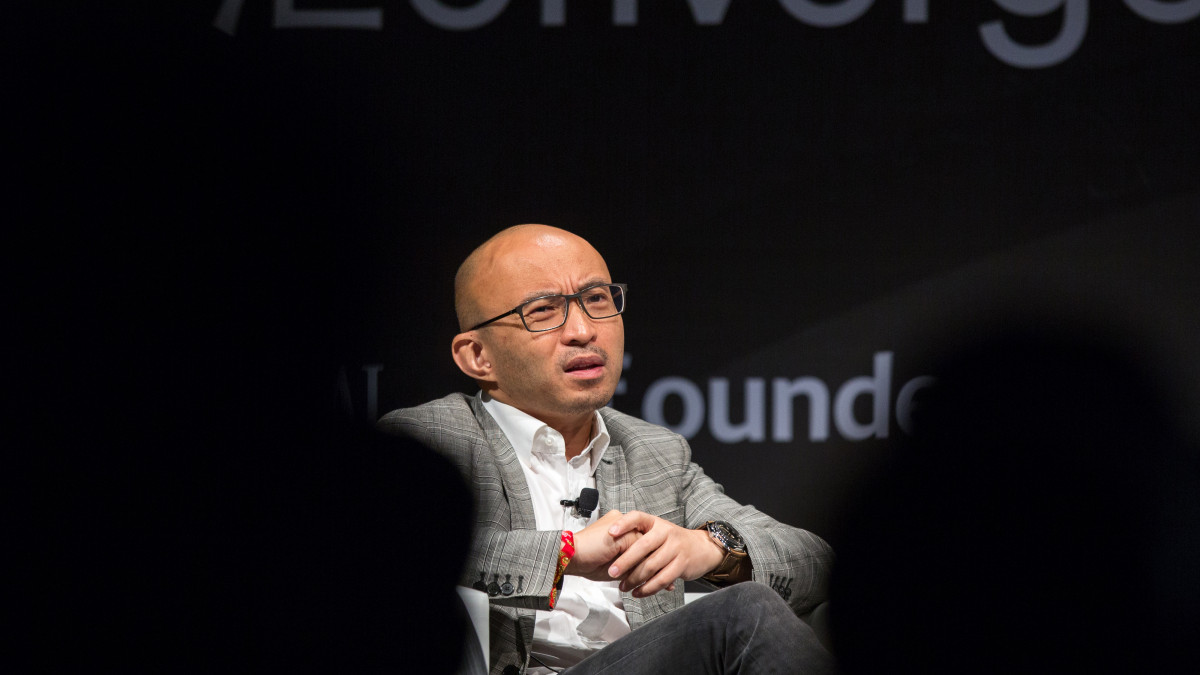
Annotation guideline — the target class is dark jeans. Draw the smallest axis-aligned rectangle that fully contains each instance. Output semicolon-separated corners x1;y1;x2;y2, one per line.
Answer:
563;583;835;675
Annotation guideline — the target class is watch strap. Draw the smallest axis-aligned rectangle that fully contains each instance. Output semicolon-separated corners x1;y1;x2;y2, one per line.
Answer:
698;521;751;584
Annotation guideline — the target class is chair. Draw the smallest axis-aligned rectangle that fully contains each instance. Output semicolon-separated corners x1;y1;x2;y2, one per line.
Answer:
455;587;490;675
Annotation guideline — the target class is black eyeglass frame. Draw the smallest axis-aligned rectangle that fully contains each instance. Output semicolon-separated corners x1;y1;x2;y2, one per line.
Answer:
468;283;628;333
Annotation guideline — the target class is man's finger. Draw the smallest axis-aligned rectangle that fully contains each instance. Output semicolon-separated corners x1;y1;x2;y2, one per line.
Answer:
607;525;667;578
595;509;623;523
632;559;687;598
607;510;653;538
617;543;671;591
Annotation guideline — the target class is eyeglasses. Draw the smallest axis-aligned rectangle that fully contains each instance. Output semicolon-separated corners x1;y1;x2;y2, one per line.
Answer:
469;283;627;333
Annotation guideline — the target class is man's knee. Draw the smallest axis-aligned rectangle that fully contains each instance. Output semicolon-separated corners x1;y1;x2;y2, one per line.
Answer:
708;583;832;673
732;581;790;607
706;582;796;623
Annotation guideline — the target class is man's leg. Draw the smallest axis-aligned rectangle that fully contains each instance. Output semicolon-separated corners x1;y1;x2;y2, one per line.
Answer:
563;583;835;675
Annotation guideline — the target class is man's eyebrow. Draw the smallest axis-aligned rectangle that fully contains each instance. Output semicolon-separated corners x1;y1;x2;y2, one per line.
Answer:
517;289;560;304
575;278;611;292
517;280;611;304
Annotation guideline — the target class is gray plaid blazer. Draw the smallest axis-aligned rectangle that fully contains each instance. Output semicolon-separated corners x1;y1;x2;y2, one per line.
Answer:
378;392;833;675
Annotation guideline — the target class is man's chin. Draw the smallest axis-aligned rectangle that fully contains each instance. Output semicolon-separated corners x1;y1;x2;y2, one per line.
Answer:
561;386;617;415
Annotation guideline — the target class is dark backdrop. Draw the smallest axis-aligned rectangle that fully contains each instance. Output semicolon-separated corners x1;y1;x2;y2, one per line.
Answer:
18;1;1199;551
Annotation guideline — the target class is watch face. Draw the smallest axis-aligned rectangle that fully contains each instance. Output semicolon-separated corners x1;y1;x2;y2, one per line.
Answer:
709;521;747;552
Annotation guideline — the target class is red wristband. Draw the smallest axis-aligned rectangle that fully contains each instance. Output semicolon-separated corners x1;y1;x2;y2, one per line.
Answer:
549;530;575;609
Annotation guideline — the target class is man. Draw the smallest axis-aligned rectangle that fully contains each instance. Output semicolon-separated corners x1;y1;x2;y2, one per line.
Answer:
379;225;834;674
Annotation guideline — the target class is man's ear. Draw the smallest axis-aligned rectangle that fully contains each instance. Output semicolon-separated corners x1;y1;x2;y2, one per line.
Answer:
451;332;495;382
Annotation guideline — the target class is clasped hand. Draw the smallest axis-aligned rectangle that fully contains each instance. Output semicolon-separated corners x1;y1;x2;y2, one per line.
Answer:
565;510;723;598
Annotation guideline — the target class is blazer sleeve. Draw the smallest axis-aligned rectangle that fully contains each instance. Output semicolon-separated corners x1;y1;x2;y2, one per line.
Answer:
606;407;834;617
378;397;567;612
679;452;835;616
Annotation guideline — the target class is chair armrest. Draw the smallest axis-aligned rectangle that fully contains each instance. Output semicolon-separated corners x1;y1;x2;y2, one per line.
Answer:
456;586;490;673
799;601;833;654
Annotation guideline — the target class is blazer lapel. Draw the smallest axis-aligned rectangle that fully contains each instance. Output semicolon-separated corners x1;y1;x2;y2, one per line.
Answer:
470;393;538;530
595;438;657;627
595;441;633;518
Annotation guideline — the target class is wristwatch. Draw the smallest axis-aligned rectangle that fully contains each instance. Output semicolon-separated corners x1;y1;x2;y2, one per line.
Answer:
698;520;751;584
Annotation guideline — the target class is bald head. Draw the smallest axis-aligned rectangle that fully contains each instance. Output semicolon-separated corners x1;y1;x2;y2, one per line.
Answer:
449;223;624;432
454;224;604;331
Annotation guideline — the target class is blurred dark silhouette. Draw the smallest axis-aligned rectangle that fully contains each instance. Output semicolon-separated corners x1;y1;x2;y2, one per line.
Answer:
830;322;1200;673
37;407;474;673
20;6;475;671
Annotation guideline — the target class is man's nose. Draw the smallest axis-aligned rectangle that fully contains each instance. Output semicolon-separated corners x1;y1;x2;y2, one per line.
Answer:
559;300;597;344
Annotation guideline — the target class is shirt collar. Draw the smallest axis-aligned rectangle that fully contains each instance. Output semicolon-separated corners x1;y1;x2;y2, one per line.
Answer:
481;394;610;475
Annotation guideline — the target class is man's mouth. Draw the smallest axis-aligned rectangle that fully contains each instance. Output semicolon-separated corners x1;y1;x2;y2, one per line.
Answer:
564;355;606;378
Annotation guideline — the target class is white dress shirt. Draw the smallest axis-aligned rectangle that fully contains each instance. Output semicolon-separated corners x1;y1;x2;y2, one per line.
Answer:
481;395;632;672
